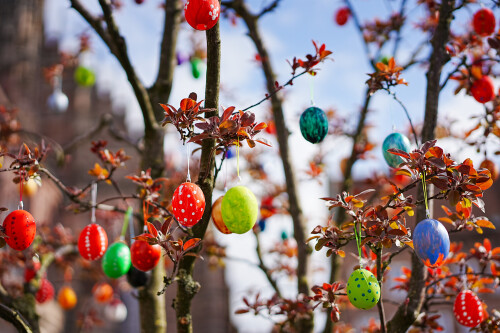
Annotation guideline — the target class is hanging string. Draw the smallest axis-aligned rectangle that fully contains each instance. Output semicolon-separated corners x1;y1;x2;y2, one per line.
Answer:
142;200;149;232
120;206;133;241
421;169;430;218
309;72;315;106
90;183;97;224
461;264;468;291
186;142;191;183
237;137;241;183
353;221;363;267
18;177;24;210
224;148;228;192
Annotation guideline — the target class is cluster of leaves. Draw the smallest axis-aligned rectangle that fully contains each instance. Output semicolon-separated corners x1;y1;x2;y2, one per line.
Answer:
366;57;407;94
88;140;130;182
362;13;404;47
308;282;346;323
288;41;332;76
0;143;49;184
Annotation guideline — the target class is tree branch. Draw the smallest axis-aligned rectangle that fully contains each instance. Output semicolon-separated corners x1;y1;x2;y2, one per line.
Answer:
0;304;33;333
255;232;283;298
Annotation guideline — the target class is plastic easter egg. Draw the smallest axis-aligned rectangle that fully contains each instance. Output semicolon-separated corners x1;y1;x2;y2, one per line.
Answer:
3;210;36;251
36;278;55;304
23;178;39;198
78;224;108;261
93;282;113;303
130;233;162;272
382;132;411;168
172;182;205;227
413;219;450;268
471;76;495;104
258;219;266;231
473;8;496;37
211;196;231;234
104;298;128;323
58;286;77;310
190;58;204;79
184;0;220;31
335;7;350;26
74;66;96;87
453;290;484;327
102;242;132;279
24;257;41;282
221;186;258;234
346;269;380;310
127;266;150;288
47;90;69;113
299;107;329;144
480;159;498;181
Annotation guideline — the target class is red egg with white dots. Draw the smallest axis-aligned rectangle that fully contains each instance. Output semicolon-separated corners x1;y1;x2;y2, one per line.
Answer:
184;0;220;31
36;278;55;304
172;182;205;227
3;210;36;251
78;224;108;261
130;234;162;272
453;290;484;327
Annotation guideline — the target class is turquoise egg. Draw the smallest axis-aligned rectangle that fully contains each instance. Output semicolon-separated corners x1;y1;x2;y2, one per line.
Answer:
382;132;410;168
346;269;380;310
413;219;450;268
102;242;132;279
299;107;328;144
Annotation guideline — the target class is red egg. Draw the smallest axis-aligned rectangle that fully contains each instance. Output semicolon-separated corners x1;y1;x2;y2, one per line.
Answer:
472;8;496;37
453;290;484;327
24;258;41;282
3;210;36;251
184;0;220;31
130;234;162;272
471;76;495;104
172;182;205;227
78;224;108;261
335;7;350;26
36;278;55;304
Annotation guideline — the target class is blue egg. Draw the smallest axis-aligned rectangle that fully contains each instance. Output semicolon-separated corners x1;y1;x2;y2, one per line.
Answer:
299;107;328;144
258;219;266;231
382;133;410;168
225;147;235;159
413;219;450;268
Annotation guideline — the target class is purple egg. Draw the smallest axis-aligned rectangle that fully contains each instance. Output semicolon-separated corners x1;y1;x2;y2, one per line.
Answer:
413;219;450;268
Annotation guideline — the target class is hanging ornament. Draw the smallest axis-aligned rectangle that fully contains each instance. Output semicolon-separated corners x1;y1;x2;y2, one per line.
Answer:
281;230;288;240
3;210;36;251
102;242;132;278
36;278;55;304
211;196;231;234
104;298;128;323
190;57;204;79
93;282;114;303
172;182;206;227
382;132;411;168
334;7;350;26
57;286;77;310
184;0;220;31
480;159;498;181
24;257;41;282
131;233;162;272
472;8;496;37
471;76;495;104
176;52;189;66
225;147;235;159
74;66;96;87
23;178;39;198
299;107;329;144
413;219;450;268
47;90;69;113
453;290;484;327
257;219;266;232
346;269;380;310
78;184;108;260
221;186;258;234
127;266;150;288
135;0;145;4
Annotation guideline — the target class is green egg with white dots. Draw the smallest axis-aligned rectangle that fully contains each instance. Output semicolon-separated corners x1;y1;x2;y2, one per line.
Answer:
346;268;380;310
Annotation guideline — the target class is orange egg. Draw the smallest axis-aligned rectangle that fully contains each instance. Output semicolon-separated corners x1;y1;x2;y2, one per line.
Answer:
211;196;231;234
340;157;349;176
58;286;77;310
92;282;113;303
480;159;499;181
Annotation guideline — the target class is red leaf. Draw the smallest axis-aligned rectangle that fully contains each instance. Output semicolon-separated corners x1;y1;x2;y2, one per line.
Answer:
147;222;158;238
183;238;201;251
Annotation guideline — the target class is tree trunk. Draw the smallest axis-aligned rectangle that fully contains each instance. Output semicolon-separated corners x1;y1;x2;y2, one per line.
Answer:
174;11;220;333
386;1;454;332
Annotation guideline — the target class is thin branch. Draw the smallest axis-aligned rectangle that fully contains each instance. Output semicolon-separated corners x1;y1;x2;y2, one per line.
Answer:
63;113;112;153
0;304;33;333
376;247;387;333
255;232;283;298
384;88;419;146
392;0;408;58
257;0;282;18
439;55;466;91
344;0;376;69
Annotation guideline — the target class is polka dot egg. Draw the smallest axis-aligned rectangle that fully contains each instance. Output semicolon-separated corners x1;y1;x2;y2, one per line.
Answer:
77;224;108;261
346;269;380;310
184;0;220;31
453;290;484;327
172;182;205;227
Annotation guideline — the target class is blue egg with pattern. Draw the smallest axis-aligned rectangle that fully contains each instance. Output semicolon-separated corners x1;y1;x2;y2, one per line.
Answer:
382;132;410;168
299;107;328;144
346;268;380;310
413;219;450;268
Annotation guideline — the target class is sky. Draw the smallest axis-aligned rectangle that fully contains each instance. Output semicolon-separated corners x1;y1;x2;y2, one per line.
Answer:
43;0;499;332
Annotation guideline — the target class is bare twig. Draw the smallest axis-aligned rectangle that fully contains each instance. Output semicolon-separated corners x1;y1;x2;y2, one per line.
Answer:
0;304;33;333
255;232;283;298
384;88;419;146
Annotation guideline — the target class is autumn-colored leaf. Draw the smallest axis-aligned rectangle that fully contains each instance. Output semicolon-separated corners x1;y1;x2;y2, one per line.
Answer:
183;238;201;251
475;219;495;230
146;222;158;238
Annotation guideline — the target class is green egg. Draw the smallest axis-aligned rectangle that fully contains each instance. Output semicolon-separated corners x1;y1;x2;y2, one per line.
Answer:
221;186;258;234
74;66;96;87
346;268;380;310
102;242;132;279
190;58;204;79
